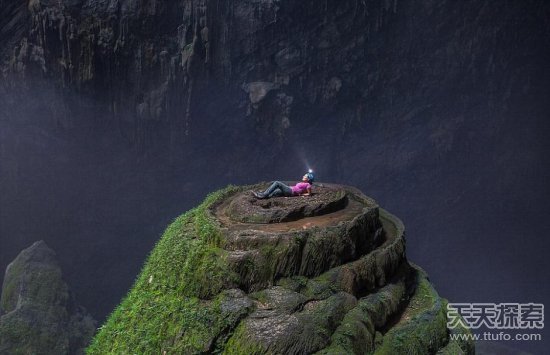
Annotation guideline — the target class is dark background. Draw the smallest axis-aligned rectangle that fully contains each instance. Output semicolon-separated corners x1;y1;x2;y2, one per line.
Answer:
1;0;549;352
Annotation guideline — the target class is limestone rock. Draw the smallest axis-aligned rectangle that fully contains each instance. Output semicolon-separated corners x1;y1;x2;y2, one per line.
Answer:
227;184;348;223
243;82;279;105
88;184;474;354
0;241;96;355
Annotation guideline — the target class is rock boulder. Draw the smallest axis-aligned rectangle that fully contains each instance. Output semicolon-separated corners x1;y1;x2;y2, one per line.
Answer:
0;241;96;355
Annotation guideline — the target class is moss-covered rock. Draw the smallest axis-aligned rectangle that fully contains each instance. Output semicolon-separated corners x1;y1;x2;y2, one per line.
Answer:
88;186;242;354
437;299;475;355
88;184;474;354
221;187;383;292
225;291;358;354
374;266;449;355
0;241;96;355
317;263;412;354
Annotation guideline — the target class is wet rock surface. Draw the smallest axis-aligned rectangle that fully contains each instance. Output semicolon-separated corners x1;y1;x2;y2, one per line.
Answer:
216;184;383;292
210;184;474;354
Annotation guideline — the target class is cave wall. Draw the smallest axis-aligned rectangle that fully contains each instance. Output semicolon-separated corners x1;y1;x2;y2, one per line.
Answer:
1;3;549;352
2;0;548;181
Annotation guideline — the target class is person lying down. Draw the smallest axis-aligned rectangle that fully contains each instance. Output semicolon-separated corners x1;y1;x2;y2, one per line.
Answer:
253;172;315;199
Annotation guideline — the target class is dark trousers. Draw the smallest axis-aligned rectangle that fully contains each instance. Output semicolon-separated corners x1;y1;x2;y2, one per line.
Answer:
262;181;293;198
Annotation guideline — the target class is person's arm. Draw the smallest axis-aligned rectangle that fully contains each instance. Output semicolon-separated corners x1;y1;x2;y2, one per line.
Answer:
302;186;312;196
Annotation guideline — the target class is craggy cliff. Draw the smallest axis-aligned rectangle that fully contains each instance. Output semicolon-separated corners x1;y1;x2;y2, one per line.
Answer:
2;0;547;150
88;184;474;354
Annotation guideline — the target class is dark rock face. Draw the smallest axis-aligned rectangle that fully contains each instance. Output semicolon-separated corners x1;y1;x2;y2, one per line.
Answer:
2;0;546;149
0;241;96;355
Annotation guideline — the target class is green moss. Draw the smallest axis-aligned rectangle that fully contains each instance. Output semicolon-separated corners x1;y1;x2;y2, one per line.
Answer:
257;244;278;283
274;268;338;302
301;279;334;300
438;299;475;355
223;322;265;355
318;269;409;355
0;307;70;354
276;275;309;292
316;309;373;354
248;290;269;304
257;242;297;282
315;344;353;355
85;185;460;354
87;186;242;354
374;269;448;355
225;292;356;354
234;235;305;291
244;213;270;224
0;262;23;313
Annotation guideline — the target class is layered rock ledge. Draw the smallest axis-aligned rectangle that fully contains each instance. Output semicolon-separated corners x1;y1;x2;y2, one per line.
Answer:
226;184;348;224
88;184;474;354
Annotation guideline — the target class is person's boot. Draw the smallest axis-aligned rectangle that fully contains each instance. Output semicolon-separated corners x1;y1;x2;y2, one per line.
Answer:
253;192;266;199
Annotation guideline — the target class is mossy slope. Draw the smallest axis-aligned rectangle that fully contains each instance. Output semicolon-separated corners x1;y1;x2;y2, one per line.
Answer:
87;185;474;355
87;186;243;354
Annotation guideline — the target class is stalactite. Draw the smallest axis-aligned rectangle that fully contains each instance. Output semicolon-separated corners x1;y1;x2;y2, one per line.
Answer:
58;16;64;42
169;56;177;82
202;25;209;64
226;0;233;80
41;14;47;48
184;79;193;136
66;22;74;81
